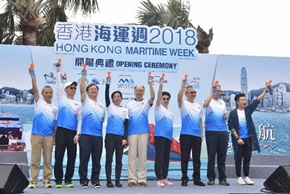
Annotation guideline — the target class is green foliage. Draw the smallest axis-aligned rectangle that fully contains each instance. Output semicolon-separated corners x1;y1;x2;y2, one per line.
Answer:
137;0;193;29
137;0;214;53
0;0;99;46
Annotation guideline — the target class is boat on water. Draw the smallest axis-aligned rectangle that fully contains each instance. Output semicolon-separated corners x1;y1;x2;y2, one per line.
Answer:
148;124;182;162
0;109;25;151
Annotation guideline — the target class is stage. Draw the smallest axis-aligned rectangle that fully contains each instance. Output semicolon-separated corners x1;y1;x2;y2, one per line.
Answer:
23;179;269;194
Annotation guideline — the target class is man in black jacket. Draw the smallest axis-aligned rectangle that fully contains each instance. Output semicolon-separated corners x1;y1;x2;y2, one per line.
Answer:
228;83;268;185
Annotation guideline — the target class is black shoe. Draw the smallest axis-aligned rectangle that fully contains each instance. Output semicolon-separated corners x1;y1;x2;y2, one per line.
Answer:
219;180;230;186
106;182;114;188
115;181;122;187
181;180;188;186
81;181;88;189
194;181;205;186
93;182;101;188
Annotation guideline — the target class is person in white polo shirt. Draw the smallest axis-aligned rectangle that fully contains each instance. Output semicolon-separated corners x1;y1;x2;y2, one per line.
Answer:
54;63;82;188
28;65;58;189
178;80;205;187
203;84;229;186
154;80;173;187
126;75;155;187
104;74;128;188
78;68;105;189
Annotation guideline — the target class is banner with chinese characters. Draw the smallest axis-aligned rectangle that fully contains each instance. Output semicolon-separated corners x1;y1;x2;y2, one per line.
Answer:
1;44;290;156
54;22;197;72
1;44;290;180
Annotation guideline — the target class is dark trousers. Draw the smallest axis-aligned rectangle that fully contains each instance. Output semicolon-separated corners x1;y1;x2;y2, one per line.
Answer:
180;134;202;182
78;134;103;184
206;131;229;181
154;136;172;180
105;134;124;182
54;127;77;184
235;137;252;177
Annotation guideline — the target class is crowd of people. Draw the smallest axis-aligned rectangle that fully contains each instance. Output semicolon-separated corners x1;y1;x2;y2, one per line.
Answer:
27;63;269;189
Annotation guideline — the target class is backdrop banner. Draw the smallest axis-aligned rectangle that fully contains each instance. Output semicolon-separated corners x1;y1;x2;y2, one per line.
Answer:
1;44;289;180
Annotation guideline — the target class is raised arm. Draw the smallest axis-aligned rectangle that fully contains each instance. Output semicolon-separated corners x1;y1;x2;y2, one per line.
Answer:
156;81;163;107
56;63;63;100
177;79;185;107
203;87;214;107
29;69;39;103
105;84;110;107
258;82;269;100
80;77;86;102
148;81;155;105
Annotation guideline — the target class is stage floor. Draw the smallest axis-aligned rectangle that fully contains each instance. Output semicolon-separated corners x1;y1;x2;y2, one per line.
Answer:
23;178;269;194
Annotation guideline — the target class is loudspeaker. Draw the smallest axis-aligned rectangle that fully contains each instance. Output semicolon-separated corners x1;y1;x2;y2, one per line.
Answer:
263;165;290;193
0;164;29;194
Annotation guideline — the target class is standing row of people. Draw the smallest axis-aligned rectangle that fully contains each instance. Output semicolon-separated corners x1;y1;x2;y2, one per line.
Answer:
28;63;269;189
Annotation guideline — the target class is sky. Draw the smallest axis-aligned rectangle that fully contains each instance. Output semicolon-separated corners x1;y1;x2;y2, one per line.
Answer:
69;0;290;58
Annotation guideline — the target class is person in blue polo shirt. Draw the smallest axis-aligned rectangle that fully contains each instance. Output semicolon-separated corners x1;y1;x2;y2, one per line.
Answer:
104;74;128;188
178;80;205;187
154;80;173;187
203;83;229;186
126;74;155;187
54;63;82;188
78;69;105;189
28;65;58;189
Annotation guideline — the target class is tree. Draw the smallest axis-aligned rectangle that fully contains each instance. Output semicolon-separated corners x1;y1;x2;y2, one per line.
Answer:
0;0;99;46
137;0;213;53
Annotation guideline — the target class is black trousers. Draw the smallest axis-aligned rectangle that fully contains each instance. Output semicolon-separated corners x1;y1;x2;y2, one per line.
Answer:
206;131;229;181
180;134;202;182
105;134;124;182
78;134;103;184
235;137;252;177
154;136;172;180
54;127;77;184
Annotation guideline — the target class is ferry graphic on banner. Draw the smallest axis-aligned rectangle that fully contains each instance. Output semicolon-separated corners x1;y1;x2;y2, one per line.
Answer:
123;124;183;162
0;108;25;151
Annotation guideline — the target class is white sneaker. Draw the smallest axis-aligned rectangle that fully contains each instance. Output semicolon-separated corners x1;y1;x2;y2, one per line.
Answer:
237;177;246;185
243;176;254;185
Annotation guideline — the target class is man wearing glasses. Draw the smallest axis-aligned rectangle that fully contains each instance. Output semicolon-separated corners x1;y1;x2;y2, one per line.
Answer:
178;81;205;187
203;84;229;186
126;76;155;187
54;63;82;188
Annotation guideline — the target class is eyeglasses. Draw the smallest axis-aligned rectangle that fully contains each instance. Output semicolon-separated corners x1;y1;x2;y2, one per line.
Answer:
69;87;77;90
187;91;197;94
162;97;170;101
135;90;144;92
